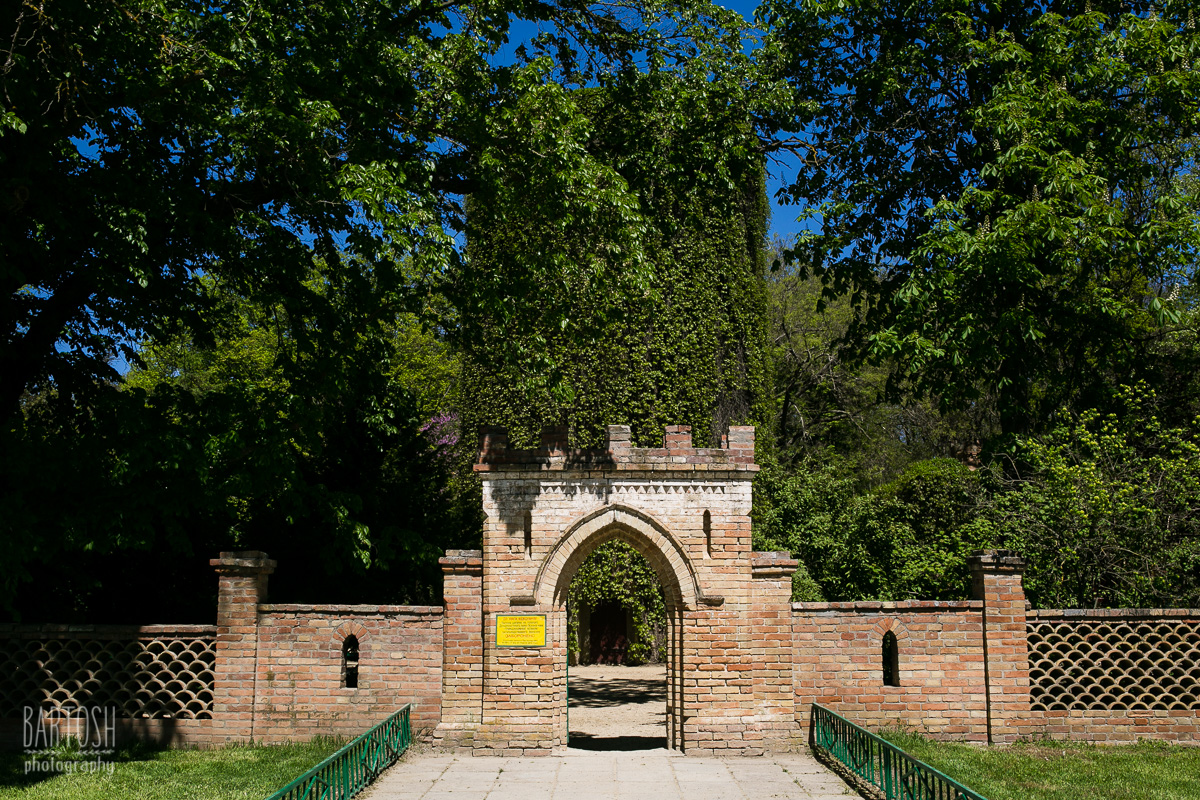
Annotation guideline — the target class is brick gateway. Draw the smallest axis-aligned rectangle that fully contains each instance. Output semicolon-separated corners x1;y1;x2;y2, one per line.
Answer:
3;424;1198;752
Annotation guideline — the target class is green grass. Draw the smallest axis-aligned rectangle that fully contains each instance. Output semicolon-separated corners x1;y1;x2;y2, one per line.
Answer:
880;731;1200;800
0;737;345;800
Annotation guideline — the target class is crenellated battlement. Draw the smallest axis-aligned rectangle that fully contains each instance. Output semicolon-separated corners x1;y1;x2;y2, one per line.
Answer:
473;424;757;473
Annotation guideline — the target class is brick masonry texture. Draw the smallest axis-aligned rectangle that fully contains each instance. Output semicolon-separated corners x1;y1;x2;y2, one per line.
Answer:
252;604;442;742
2;426;1198;751
458;424;801;755
792;600;990;743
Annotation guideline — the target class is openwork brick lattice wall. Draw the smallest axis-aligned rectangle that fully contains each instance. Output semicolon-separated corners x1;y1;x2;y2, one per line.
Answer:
1028;610;1200;711
0;625;216;719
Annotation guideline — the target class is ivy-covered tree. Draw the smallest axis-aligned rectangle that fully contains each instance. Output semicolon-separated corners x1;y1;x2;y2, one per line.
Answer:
458;78;773;448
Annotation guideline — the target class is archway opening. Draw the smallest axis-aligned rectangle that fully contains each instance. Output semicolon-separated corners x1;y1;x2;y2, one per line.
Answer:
550;524;686;751
567;540;667;750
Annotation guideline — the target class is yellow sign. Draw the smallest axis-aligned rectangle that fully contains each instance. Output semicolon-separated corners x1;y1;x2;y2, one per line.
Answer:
496;615;547;648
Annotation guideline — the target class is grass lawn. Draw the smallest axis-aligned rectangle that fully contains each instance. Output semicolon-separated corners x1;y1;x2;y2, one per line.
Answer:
881;731;1200;800
0;738;345;800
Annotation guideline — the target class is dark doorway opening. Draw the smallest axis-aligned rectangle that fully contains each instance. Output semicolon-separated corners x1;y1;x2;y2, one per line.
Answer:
583;601;629;664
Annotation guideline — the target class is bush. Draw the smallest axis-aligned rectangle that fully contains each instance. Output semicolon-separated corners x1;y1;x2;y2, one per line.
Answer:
986;384;1200;608
754;457;993;601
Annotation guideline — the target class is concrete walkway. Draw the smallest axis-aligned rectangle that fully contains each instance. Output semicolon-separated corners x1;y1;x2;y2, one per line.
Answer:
361;748;856;800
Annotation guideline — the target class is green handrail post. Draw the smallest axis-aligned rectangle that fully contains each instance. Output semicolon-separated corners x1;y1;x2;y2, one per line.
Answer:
263;705;412;800
809;704;988;800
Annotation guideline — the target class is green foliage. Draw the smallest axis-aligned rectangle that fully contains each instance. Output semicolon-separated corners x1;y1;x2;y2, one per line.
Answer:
754;0;1200;607
766;253;999;481
762;0;1200;434
2;272;477;619
754;457;994;602
984;384;1200;608
459;79;772;447
756;384;1200;608
0;0;750;423
568;541;667;665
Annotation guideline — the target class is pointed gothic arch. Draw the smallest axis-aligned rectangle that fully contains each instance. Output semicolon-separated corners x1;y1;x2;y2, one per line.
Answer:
533;504;700;610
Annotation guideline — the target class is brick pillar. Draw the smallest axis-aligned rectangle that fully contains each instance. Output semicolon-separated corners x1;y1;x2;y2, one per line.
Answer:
433;549;483;750
210;551;275;743
750;552;800;752
969;549;1032;744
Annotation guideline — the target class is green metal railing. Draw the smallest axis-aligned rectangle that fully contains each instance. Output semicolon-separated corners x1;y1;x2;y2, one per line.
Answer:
809;704;987;800
264;705;412;800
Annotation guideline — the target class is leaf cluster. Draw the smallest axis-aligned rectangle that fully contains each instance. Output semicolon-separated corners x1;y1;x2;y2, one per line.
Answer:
567;540;668;665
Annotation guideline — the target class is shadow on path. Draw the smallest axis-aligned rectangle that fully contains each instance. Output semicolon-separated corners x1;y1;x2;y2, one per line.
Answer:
568;674;666;707
567;733;667;751
568;664;667;751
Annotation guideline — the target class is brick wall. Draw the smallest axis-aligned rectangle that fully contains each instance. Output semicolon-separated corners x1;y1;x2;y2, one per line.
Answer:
251;604;442;742
792;600;990;743
6;430;1200;753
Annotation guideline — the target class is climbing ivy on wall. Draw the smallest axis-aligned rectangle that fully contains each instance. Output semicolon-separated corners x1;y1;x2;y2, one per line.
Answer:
457;77;772;448
568;540;667;665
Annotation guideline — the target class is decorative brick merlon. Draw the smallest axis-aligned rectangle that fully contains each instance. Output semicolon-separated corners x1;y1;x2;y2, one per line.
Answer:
439;550;483;575
751;551;799;578
474;424;759;473
967;549;1026;575
539;425;569;453
479;426;509;456
727;426;755;450
606;424;632;453
664;424;692;453
210;551;277;576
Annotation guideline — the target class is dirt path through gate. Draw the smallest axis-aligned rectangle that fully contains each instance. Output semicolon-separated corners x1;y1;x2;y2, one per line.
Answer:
568;664;666;749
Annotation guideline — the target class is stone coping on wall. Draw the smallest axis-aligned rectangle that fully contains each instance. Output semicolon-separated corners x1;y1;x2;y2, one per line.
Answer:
1028;608;1200;620
0;623;217;638
257;604;442;616
751;551;800;578
791;600;984;613
474;424;759;474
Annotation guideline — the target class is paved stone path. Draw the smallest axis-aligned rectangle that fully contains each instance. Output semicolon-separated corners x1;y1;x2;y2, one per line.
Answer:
361;748;856;800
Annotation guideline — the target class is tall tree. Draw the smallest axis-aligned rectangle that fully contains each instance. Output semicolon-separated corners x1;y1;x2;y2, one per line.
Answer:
0;0;753;615
7;270;475;620
759;0;1200;434
1;0;748;422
